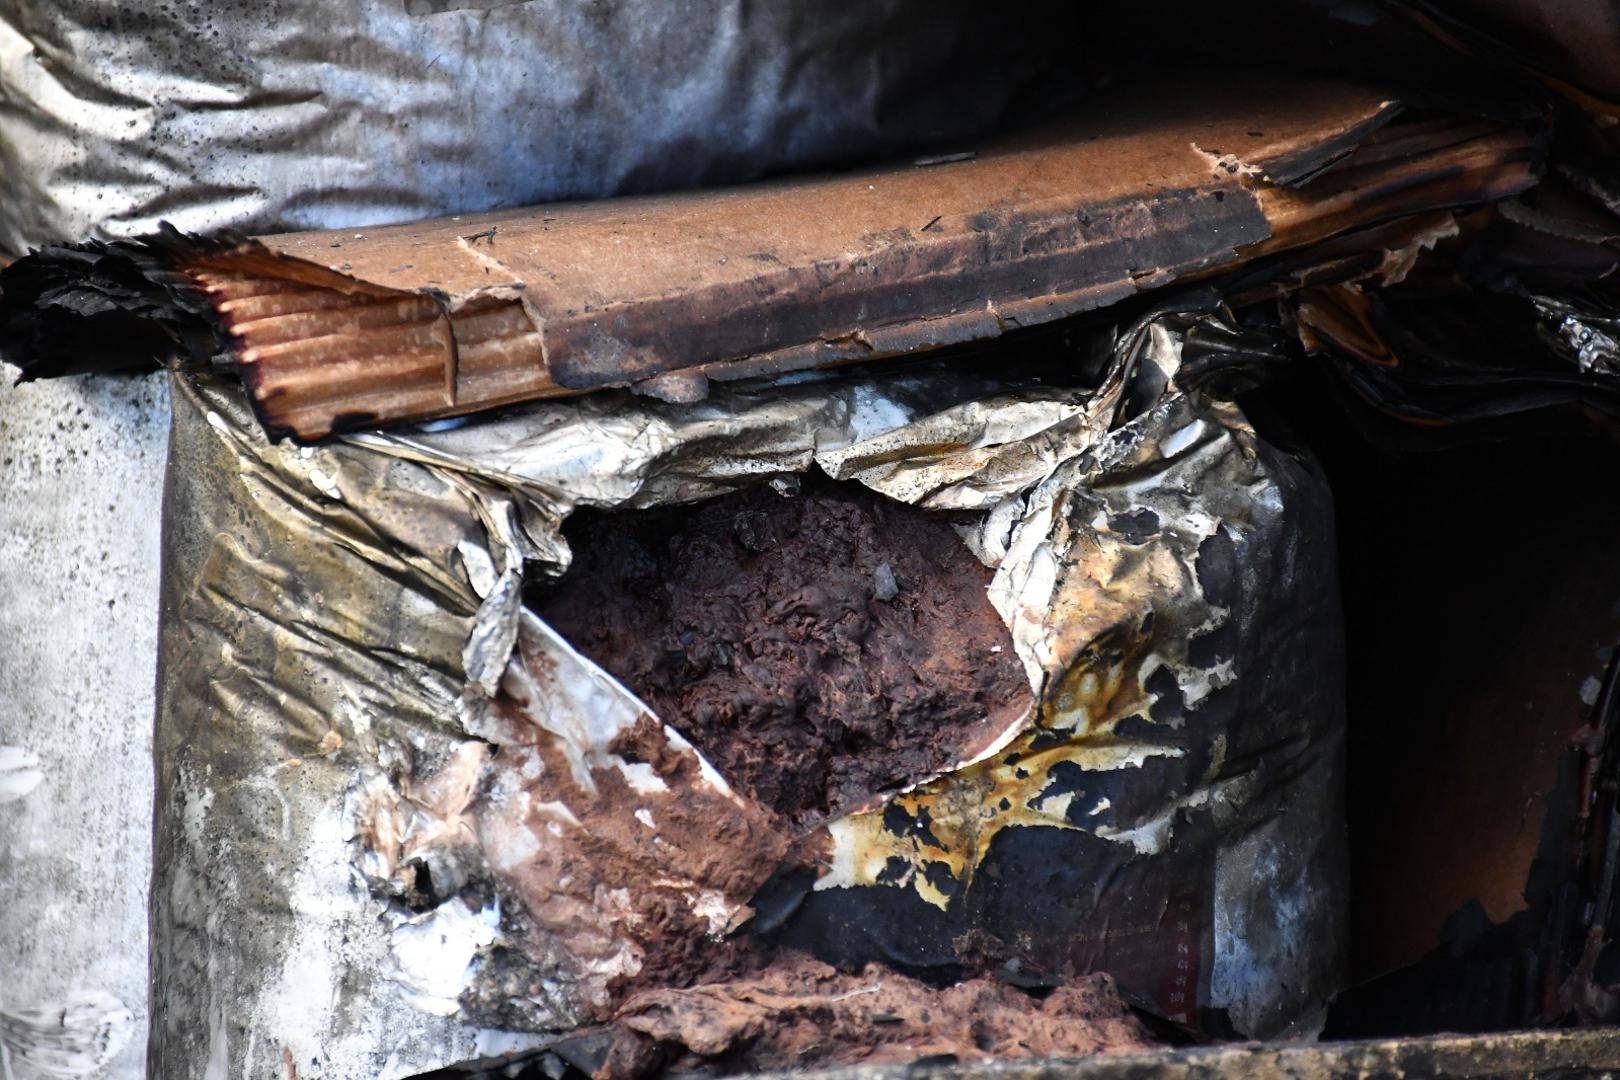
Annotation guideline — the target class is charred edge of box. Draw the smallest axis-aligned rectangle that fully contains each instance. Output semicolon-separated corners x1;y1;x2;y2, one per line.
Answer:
0;226;236;382
250;288;559;444
0;225;555;442
1248;98;1404;188
1246;126;1541;268
0;126;1539;444
548;124;1540;395
168;243;557;442
180;185;1270;440
544;185;1272;391
178;245;454;443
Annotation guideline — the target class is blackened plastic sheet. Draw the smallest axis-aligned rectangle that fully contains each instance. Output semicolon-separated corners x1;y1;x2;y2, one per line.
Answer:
153;312;1344;1077
0;0;1080;255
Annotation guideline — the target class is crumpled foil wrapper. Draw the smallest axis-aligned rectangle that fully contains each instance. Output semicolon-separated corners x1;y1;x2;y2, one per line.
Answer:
0;0;1077;255
152;311;1345;1077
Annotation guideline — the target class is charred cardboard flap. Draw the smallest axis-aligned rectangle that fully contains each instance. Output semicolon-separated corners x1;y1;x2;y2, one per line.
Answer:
0;71;1539;441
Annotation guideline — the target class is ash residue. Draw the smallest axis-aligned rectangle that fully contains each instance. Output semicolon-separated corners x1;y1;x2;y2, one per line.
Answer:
532;475;1031;827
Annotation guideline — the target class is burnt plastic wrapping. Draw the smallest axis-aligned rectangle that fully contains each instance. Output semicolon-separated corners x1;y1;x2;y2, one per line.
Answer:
152;310;1344;1077
789;390;1348;1041
0;0;1077;256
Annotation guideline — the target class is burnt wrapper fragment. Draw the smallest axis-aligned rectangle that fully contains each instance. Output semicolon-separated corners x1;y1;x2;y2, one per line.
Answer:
0;227;233;381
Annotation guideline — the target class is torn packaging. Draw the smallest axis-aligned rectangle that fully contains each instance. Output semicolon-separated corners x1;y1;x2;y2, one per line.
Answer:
152;305;1343;1078
0;71;1537;442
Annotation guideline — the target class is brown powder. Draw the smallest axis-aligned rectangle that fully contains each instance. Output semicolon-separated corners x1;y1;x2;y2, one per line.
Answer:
532;475;1031;828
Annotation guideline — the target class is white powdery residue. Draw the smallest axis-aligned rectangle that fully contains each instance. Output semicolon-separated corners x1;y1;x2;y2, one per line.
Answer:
841;386;918;447
1158;418;1208;460
0;746;44;804
1089;797;1112;816
348;775;403;885
388;899;500;1017
338;693;374;745
686;890;734;936
1061;742;1181;773
485;815;542;872
580;944;644;996
1190;142;1263;180
530;799;581;829
239;766;294;846
815;817;864;893
611;760;669;796
455;540;500;600
659;723;740;801
0;990;134;1077
201;1004;227;1080
1093;787;1211;856
180;780;216;851
507;613;704;798
1032;791;1075;821
643;878;737;937
307;466;342;500
257;799;386;1070
1180;510;1220;538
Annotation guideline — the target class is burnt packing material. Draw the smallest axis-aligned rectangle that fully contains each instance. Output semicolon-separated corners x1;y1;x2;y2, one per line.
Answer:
10;2;1620;1078
148;303;1343;1077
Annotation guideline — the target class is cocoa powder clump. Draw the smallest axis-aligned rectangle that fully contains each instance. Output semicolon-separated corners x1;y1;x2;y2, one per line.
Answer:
533;476;1030;827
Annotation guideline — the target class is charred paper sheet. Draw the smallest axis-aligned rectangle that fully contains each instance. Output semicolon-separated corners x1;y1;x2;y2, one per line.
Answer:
152;306;1343;1077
